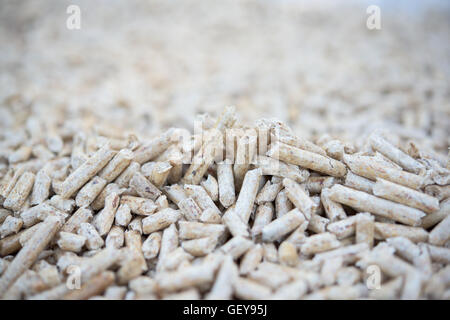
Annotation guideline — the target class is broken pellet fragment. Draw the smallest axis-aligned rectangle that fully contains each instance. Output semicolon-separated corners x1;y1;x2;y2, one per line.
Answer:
120;195;157;216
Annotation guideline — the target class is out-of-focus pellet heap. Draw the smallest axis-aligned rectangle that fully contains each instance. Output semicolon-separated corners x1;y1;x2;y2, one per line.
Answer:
0;0;449;300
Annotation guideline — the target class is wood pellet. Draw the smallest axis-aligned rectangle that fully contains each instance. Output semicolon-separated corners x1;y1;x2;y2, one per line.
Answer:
0;1;449;300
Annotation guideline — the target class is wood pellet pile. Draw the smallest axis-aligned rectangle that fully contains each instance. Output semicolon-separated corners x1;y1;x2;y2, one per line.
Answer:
0;0;449;300
0;105;449;300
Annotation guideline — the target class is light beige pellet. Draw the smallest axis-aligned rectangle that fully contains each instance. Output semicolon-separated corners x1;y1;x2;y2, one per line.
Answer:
206;255;238;300
262;208;305;242
255;155;310;183
428;214;450;246
178;197;202;221
75;176;107;208
156;254;221;292
61;207;93;233
182;237;217;257
234;168;262;223
163;184;187;206
114;203;132;227
251;203;274;237
0;216;23;239
240;244;263;275
64;271;115;300
217;160;236;208
155;195;169;211
355;213;374;248
234;135;253;190
3;171;35;212
321;187;347;222
375;222;428;243
421;198;450;229
98;148;133;182
220;236;254;259
156;224;178;271
129;171;161;201
60;144;116;198
328;184;425;226
267;141;347;177
78;223;104;250
424;185;450;201
369;133;424;174
271;123;327;156
148;161;172;188
255;181;282;204
0;215;62;296
373;178;439;214
304;176;338;195
120;195;157;216
426;244;450;264
278;241;299;267
142;232;162;260
307;214;330;234
48;195;76;213
115;161;141;188
133;129;174;164
343;153;424;190
105;225;124;249
222;207;249;238
201;175;218;202
178;221;226;240
344;171;374;194
199;208;222;224
272;279;308;300
262;243;278;263
283;178;316;220
233;277;271;300
30;169;51;205
369;277;403;300
93;192;120;236
57;231;86;252
0;208;12;224
184;184;221;216
314;243;370;263
275;189;293;218
142;208;181;234
301;232;341;255
128;216;143;234
320;256;343;286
